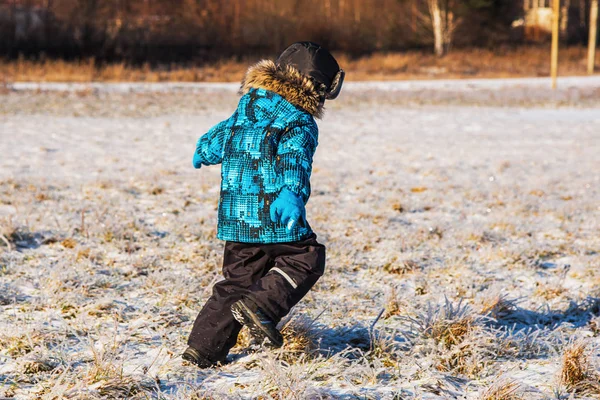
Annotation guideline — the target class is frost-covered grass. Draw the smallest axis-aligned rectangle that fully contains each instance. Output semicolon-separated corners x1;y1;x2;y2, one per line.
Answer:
1;81;600;399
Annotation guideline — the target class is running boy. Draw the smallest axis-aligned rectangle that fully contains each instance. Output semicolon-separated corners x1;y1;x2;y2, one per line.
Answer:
183;42;344;367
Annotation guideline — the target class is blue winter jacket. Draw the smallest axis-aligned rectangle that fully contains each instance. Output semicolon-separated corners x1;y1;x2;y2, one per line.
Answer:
193;60;324;243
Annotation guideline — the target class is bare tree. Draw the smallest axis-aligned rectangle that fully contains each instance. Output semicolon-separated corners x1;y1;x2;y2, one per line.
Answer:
416;0;461;56
429;0;444;55
0;0;523;62
561;0;570;38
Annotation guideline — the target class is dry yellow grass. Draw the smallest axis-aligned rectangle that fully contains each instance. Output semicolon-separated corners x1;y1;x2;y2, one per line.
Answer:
480;294;517;320
409;299;494;378
233;315;319;364
1;46;598;83
235;328;253;350
90;375;156;398
23;358;58;374
340;46;600;80
279;316;320;364
429;314;474;349
0;331;44;357
383;286;403;319
383;258;420;275
0;57;248;83
479;378;524;400
560;340;600;397
534;283;567;300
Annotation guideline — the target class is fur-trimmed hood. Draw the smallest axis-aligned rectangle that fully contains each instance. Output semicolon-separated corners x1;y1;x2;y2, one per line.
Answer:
240;60;323;119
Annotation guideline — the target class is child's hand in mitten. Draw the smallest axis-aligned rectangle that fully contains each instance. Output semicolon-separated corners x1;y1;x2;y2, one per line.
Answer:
192;151;203;169
269;188;306;232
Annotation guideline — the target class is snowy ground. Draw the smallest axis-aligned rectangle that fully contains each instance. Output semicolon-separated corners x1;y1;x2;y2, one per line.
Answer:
1;78;600;399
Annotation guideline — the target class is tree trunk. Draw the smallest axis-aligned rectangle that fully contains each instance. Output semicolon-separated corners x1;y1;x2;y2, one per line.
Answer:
429;0;444;56
324;0;331;19
411;0;417;32
561;0;570;38
233;0;240;44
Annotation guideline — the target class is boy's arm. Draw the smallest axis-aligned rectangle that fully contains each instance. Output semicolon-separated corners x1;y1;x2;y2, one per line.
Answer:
193;111;237;168
275;123;318;202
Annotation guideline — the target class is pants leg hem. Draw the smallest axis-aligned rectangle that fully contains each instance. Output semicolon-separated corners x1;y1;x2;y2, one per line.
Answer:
243;294;281;324
186;340;225;363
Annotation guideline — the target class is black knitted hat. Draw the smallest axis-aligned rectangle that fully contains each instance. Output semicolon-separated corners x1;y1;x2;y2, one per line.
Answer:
276;42;344;100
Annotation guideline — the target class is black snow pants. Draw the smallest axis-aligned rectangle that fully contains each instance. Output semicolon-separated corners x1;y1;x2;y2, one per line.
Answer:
187;233;326;363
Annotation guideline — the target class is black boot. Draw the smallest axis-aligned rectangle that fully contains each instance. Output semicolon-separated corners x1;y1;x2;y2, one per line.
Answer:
231;300;284;348
182;347;216;368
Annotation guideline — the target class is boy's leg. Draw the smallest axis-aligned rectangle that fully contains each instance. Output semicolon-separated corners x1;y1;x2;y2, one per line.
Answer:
243;234;326;323
187;242;271;363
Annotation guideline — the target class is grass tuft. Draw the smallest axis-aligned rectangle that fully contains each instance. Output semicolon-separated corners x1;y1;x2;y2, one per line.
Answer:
279;315;320;364
480;293;518;320
480;377;525;400
0;331;47;357
418;299;475;349
383;286;404;319
90;375;156;398
383;257;420;275
560;340;600;396
23;357;59;374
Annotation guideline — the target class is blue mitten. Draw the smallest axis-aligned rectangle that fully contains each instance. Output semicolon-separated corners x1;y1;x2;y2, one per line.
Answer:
192;151;203;169
269;188;306;232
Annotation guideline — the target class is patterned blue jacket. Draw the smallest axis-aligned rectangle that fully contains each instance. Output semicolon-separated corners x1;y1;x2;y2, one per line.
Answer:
193;60;324;243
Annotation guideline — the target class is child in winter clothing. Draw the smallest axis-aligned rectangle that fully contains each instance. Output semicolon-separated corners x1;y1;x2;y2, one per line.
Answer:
183;42;344;367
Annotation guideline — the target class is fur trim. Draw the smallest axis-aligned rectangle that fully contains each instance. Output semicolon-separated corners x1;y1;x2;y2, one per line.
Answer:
240;60;323;118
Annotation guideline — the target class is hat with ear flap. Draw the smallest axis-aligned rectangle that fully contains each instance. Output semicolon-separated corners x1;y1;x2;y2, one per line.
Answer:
276;42;345;100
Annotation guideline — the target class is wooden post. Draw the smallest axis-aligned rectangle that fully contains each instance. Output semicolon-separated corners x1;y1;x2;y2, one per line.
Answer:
551;0;560;89
589;0;598;74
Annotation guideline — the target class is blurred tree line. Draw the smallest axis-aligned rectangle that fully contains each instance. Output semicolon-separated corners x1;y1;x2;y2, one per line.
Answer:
0;0;596;63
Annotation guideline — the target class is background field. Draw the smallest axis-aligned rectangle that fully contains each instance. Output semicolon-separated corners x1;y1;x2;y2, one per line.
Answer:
0;46;598;83
1;79;600;399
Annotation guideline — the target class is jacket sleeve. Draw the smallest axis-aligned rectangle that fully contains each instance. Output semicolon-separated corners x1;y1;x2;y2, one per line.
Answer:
193;111;237;168
275;123;319;203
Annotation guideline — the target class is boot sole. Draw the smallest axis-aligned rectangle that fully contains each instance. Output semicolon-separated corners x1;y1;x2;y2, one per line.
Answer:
181;347;215;368
231;300;284;348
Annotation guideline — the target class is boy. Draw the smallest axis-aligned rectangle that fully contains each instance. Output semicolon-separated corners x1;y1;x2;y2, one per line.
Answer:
183;42;344;368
